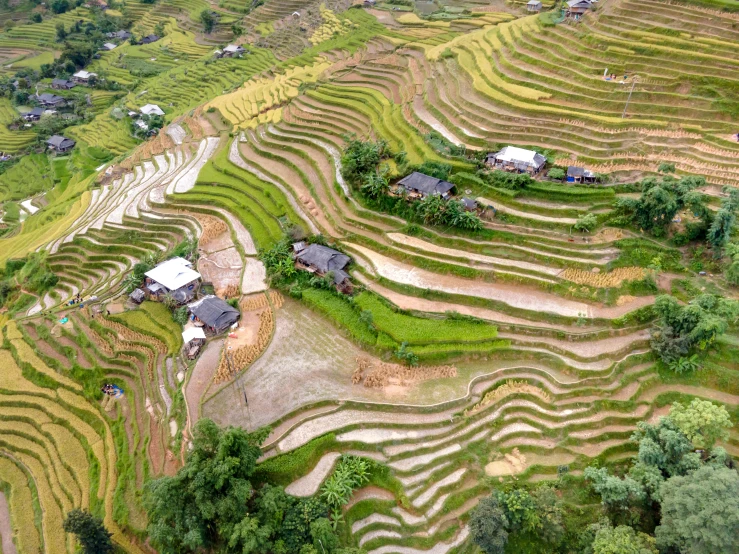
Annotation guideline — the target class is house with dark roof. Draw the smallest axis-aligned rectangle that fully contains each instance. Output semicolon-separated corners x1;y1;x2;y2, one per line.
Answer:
567;166;597;183
397;172;455;199
293;242;352;289
51;78;76;90
23;107;44;121
47;135;75;153
187;295;240;334
141;34;160;44
36;93;66;107
485;146;546;175
129;288;146;304
107;30;132;40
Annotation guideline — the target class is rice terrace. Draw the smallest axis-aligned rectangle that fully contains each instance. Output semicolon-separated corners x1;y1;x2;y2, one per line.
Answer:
1;0;739;550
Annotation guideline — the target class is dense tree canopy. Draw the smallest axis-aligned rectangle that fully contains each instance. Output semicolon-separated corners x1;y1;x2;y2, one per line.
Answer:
655;466;739;554
469;496;509;554
669;399;732;450
63;509;114;554
144;419;344;554
616;176;708;237
650;294;739;366
590;522;658;554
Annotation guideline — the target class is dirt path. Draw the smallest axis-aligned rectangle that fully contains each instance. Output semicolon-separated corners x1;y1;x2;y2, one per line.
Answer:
185;340;223;435
0;492;17;554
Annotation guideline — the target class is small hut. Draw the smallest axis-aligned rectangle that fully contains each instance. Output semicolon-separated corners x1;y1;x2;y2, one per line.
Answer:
182;327;206;359
129;288;146;304
527;0;542;12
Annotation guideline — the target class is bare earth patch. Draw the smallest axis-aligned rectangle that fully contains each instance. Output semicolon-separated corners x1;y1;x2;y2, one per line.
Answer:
185;340;223;435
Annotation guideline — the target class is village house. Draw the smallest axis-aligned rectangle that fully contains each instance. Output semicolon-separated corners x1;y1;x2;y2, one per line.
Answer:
46;135;76;153
23;107;44;122
566;0;592;16
36;93;66;108
293;242;352;290
222;44;245;57
485;146;547;175
187;295;240;335
107;30;132;41
527;0;542;12
73;70;97;84
397;171;455;200
140;103;165;116
144;257;201;304
51;78;76;90
567;166;597;183
141;34;160;44
182;327;206;359
102;42;117;51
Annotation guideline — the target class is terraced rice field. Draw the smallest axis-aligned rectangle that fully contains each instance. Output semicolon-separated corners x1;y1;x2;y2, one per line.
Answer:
0;0;738;551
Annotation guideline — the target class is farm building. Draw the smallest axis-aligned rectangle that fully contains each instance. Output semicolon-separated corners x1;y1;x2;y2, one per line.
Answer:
566;0;592;15
46;135;75;153
129;288;146;304
187;296;240;334
293;243;352;289
182;327;206;359
141;34;160;44
51;78;76;90
23;107;44;121
36;93;65;107
485;146;546;175
397;171;455;200
567;166;597;183
363;0;376;6
144;257;201;304
527;0;542;11
72;70;97;84
222;44;245;57
107;30;132;40
102;42;117;51
140;104;165;116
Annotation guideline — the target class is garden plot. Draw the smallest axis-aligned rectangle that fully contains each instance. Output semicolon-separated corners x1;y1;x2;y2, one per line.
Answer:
197;246;243;296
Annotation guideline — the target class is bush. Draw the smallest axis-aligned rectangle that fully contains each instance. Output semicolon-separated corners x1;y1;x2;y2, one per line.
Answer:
547;168;565;180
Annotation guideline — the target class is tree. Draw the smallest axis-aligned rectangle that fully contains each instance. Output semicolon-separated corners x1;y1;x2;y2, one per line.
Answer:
616;176;707;237
650;294;738;364
56;22;67;40
591;522;658;554
63;509;114;554
547;167;565;180
394;342;418;367
574;213;598;233
469;496;509;554
583;467;646;511
31;12;43;22
707;187;739;254
656;465;739;554
630;417;699;479
199;9;216;33
669;399;732;450
173;306;188;325
361;171;389;200
657;162;675;174
144;419;270;553
51;0;70;13
340;139;388;187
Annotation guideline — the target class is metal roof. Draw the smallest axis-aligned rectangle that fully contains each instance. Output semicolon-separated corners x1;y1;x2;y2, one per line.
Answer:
182;327;206;343
47;135;75;148
145;257;200;291
490;146;546;169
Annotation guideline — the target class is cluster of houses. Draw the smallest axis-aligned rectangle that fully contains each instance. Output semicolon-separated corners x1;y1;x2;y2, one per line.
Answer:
128;256;241;358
